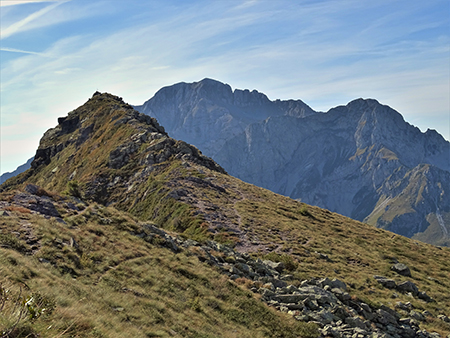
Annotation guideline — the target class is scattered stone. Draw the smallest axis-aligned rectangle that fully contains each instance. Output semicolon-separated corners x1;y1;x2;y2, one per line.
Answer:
422;310;432;317
97;214;444;338
376;308;398;325
24;184;40;195
374;275;397;289
438;314;450;323
345;316;367;330
418;291;433;303
396;301;413;311
391;263;412;277
331;278;348;291
397;281;419;296
11;191;60;217
262;260;285;273
409;310;425;321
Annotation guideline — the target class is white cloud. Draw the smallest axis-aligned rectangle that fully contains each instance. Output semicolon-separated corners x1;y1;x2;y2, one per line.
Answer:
1;0;69;39
0;0;61;7
0;46;47;55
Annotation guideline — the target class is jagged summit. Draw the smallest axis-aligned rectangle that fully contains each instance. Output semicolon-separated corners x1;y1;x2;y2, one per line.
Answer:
135;79;315;158
153;78;272;108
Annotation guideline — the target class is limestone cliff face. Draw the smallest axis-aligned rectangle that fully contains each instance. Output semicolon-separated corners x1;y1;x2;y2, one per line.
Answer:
135;78;315;158
137;80;450;246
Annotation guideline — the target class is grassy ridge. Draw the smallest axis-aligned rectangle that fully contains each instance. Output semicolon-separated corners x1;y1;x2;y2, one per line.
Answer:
0;199;317;337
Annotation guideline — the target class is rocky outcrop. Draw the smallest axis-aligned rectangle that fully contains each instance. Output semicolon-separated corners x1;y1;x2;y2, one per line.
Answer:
374;276;433;302
213;99;450;247
125;223;448;338
0;184;78;220
135;78;315;158
391;263;412;277
5;184;447;337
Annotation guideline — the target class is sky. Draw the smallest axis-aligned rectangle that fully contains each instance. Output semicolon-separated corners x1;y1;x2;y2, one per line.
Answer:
0;0;449;175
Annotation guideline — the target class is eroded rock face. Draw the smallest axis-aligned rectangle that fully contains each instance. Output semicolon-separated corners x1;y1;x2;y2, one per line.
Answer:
13;185;61;218
135;78;315;159
8;92;227;217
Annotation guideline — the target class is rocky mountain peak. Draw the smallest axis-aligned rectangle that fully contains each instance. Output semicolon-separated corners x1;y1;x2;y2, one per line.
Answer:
4;92;225;203
1;85;450;337
135;79;315;158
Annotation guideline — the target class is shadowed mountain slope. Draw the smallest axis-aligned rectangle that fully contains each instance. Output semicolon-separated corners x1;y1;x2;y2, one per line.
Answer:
135;78;315;158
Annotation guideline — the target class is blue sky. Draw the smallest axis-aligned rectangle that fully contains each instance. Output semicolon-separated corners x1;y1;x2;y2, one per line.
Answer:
1;0;449;175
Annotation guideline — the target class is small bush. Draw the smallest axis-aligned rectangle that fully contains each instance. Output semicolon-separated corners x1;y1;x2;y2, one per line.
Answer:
299;205;312;217
234;277;254;289
189;296;202;312
0;234;28;253
0;283;55;337
65;181;82;198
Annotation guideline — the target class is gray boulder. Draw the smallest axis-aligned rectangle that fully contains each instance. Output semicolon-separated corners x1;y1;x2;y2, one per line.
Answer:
374;276;397;289
397;281;419;296
391;263;412;277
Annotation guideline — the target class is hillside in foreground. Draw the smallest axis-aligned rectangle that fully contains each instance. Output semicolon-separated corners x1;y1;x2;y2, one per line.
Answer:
1;92;449;337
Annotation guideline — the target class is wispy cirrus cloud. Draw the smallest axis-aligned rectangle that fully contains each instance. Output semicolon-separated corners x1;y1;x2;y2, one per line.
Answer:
1;0;69;39
0;0;61;7
0;46;47;55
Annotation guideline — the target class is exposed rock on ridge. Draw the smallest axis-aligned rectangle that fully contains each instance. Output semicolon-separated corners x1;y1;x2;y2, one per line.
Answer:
2;184;448;337
2;92;226;215
1;90;450;336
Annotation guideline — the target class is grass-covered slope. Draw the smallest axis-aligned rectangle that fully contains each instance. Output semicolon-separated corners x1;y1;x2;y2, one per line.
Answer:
0;191;315;337
1;92;450;337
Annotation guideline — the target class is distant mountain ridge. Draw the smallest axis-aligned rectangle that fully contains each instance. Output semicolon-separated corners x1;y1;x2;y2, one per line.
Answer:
0;157;33;184
136;79;450;246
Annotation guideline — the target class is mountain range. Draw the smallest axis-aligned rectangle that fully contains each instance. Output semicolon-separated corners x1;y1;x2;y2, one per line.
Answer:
135;79;450;246
0;157;33;185
1;91;450;337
